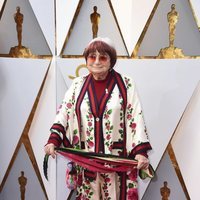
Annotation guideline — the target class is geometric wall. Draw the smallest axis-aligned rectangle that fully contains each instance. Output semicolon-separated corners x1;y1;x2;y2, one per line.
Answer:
0;0;200;200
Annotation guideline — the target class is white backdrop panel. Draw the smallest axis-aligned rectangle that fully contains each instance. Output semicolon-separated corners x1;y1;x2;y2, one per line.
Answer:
0;0;4;11
29;0;55;54
28;58;57;200
56;57;88;89
189;0;200;28
56;64;68;107
0;58;49;185
111;0;157;55
56;0;79;56
171;82;200;199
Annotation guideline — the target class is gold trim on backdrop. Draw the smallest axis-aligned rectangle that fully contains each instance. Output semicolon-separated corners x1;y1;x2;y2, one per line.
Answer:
167;143;190;200
138;55;200;59
164;100;192;199
22;62;51;200
188;0;200;31
107;0;129;56
131;0;161;58
0;54;52;59
60;0;84;56
0;60;52;199
61;55;84;58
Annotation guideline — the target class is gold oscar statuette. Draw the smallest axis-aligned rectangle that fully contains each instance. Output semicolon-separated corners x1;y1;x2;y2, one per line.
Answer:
160;181;171;200
18;171;27;200
90;6;100;39
157;4;185;58
9;6;35;58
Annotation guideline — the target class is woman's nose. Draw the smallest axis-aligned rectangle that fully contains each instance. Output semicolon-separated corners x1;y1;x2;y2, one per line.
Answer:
94;56;100;64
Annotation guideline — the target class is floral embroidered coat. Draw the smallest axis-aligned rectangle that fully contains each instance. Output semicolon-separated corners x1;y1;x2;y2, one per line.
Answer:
47;70;152;199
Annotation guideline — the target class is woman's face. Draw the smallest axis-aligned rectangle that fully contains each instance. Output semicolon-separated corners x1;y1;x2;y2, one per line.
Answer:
86;50;111;79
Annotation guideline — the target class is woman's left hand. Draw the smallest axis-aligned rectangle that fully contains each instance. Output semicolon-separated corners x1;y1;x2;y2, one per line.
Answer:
135;154;149;169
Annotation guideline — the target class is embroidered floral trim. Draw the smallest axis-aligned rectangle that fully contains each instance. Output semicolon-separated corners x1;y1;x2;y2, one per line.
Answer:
124;77;132;90
118;94;125;140
72;129;80;149
82;178;95;199
85;98;95;149
101;173;112;200
103;106;114;152
127;170;138;200
126;103;137;134
127;187;138;200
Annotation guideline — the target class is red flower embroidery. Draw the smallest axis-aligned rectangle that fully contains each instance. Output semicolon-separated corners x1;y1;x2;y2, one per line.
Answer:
88;141;94;147
67;103;72;108
103;185;108;190
127;104;132;109
86;131;90;136
106;134;111;140
72;135;79;145
128;169;137;181
85;189;90;194
104;114;109;119
127;114;132;120
105;177;110;182
127;188;138;200
130;122;136;129
106;125;110;130
89;113;93;118
85;179;90;185
76;195;82;200
132;143;136;148
105;192;109;197
88;122;92;127
109;145;113;151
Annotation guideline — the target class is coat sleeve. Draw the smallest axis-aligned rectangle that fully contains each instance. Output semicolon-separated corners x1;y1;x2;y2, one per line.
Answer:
124;76;152;158
46;78;79;148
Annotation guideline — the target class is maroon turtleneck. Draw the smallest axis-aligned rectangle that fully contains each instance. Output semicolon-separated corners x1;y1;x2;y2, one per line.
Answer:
92;72;111;103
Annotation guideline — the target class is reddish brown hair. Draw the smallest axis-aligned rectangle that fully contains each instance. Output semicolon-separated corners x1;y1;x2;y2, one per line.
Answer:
83;41;117;69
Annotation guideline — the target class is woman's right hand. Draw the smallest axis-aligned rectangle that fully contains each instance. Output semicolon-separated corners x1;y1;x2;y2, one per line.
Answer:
44;143;56;159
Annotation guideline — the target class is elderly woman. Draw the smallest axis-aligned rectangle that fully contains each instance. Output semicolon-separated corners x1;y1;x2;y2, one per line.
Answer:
44;37;152;200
